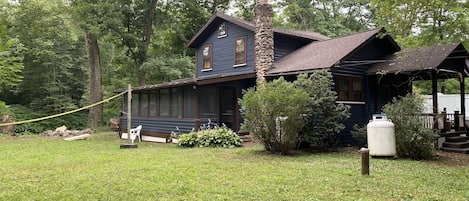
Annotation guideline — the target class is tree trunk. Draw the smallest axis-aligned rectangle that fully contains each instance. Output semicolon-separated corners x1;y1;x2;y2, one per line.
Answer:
85;32;104;128
135;0;157;86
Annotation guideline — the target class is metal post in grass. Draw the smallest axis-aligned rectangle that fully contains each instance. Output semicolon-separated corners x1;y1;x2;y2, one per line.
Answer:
121;84;138;149
360;147;369;175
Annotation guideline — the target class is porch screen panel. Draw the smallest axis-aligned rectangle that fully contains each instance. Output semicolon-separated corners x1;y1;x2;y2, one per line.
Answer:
123;95;128;113
160;89;170;117
131;93;139;116
139;93;149;117
199;87;216;118
149;92;158;116
184;87;196;118
171;88;182;118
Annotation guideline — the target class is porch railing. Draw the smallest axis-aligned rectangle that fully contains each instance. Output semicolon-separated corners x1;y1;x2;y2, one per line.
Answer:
417;112;465;131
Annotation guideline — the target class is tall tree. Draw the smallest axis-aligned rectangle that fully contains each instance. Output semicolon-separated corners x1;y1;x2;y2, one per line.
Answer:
71;1;120;127
280;0;369;37
0;1;24;92
0;0;25;114
12;0;86;113
113;0;158;86
85;32;103;127
371;0;469;48
232;0;256;21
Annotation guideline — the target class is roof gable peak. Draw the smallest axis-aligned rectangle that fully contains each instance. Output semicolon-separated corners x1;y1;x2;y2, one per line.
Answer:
186;12;329;48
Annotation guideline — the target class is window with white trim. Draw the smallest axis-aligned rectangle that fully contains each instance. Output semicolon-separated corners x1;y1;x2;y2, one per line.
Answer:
218;23;227;38
202;44;212;70
234;36;246;66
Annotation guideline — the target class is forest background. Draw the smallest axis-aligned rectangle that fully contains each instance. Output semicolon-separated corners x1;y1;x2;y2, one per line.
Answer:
0;0;468;132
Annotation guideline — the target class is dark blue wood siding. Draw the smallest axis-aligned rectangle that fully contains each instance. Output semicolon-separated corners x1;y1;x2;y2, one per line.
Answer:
338;104;369;146
121;117;196;134
333;38;398;146
197;22;255;78
334;76;374;146
274;36;310;61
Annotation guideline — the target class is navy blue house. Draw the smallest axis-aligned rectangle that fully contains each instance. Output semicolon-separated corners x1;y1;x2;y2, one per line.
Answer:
119;12;469;146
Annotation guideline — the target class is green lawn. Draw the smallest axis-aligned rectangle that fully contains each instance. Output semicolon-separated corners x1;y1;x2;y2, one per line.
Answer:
1;131;468;200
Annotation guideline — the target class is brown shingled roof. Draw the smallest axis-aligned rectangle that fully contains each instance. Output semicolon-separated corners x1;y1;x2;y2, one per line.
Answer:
268;29;383;75
367;43;465;74
186;12;329;48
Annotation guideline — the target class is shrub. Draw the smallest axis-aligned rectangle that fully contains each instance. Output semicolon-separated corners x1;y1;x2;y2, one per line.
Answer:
9;105;88;135
294;71;350;151
383;94;435;160
351;124;367;148
178;126;242;148
178;132;198;147
239;77;310;154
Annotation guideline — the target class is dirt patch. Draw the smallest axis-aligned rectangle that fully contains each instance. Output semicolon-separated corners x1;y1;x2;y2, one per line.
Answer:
433;151;469;167
338;147;469;167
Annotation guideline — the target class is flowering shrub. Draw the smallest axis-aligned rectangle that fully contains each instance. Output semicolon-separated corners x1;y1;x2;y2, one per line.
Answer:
178;126;242;148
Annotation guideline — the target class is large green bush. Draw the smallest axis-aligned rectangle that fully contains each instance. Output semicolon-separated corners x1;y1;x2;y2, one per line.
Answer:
294;71;350;151
239;77;310;154
178;126;242;148
383;94;435;160
9;105;88;134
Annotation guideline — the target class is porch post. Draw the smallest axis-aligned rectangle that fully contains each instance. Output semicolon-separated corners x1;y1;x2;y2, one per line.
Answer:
460;73;466;128
432;71;438;114
195;85;200;131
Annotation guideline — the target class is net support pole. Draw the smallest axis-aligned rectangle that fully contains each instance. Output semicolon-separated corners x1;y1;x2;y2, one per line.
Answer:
127;84;132;144
120;84;137;149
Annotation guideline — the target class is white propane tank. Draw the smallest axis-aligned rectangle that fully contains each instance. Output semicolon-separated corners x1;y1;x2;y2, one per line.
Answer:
367;114;396;157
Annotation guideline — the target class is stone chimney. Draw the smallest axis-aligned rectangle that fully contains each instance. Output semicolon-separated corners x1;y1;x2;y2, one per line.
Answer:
254;0;274;85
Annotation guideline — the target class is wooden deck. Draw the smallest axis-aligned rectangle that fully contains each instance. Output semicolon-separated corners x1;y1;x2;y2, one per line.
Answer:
418;113;469;154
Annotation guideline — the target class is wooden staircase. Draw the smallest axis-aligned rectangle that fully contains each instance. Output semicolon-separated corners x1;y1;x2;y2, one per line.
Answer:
440;131;469;154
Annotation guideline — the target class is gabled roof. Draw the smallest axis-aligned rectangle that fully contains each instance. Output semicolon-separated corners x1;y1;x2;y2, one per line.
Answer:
186;12;330;48
268;28;400;76
368;43;469;75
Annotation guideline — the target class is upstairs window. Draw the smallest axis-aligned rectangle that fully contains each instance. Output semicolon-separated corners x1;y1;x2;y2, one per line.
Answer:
234;36;246;66
202;44;212;70
218;23;227;38
336;76;364;102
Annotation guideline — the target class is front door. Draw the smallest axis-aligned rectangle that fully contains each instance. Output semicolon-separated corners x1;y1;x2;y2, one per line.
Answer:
219;87;238;131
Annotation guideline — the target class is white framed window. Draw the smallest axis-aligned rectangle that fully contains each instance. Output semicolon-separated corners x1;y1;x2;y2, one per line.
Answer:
202;44;212;70
234;36;246;66
218;23;227;38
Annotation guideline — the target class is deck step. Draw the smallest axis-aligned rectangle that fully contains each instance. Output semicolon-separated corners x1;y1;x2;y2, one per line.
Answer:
440;147;469;154
442;141;469;148
446;136;469;143
240;135;252;142
440;131;467;137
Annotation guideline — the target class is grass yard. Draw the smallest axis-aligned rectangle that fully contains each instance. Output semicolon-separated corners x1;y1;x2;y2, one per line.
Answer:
1;131;469;200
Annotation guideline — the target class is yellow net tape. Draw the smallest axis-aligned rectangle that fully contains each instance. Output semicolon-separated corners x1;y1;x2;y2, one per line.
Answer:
0;91;128;127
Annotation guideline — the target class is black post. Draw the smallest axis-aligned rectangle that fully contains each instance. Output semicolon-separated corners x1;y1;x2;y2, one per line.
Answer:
432;71;438;114
360;148;369;175
460;73;466;130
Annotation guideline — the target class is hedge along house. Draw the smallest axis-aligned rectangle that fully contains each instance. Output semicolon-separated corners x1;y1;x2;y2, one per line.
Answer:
119;1;469;146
